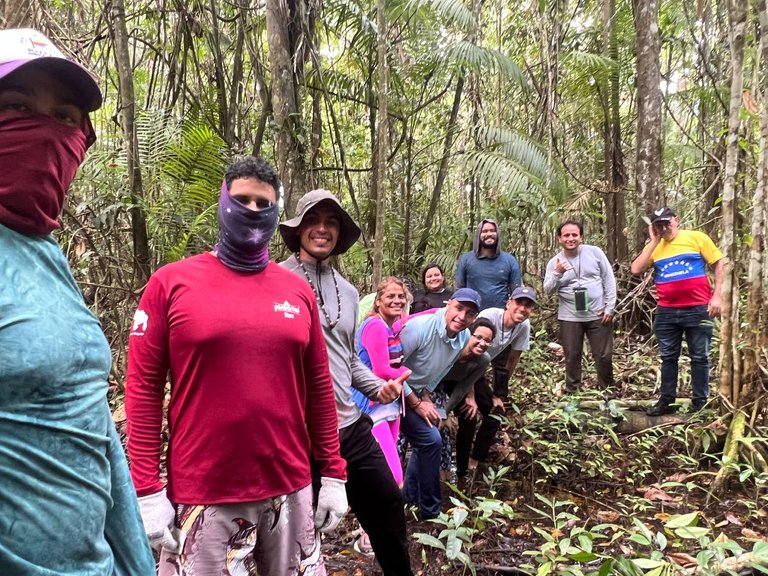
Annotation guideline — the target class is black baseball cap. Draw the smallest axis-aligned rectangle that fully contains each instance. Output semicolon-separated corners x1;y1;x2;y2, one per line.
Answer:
650;207;676;224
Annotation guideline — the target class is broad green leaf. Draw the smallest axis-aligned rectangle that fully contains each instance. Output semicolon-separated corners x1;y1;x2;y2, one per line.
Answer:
445;532;462;560
630;558;666;569
412;533;445;549
569;550;599;562
629;533;652;546
453;507;469;527
664;512;699;528
674;526;710;539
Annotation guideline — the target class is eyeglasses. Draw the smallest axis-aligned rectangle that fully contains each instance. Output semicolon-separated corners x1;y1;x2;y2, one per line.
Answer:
471;333;493;345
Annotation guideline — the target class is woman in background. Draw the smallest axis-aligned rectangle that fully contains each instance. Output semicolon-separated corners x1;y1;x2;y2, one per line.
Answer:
411;263;454;313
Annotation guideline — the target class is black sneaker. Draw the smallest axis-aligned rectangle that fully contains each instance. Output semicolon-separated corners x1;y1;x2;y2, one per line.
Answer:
647;398;677;416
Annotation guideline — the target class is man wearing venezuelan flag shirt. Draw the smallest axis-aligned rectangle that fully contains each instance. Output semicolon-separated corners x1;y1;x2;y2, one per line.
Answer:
631;207;723;416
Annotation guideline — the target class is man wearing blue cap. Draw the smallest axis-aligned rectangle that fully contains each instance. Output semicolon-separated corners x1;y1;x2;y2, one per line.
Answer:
397;287;482;519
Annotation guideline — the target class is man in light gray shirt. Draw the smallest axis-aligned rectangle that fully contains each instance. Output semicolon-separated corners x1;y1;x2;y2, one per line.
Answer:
544;220;617;393
279;189;413;576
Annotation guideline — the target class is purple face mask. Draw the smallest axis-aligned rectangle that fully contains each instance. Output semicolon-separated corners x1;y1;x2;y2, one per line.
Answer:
215;179;278;272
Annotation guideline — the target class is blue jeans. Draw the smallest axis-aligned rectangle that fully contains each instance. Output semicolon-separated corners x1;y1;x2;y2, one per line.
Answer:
400;400;443;519
654;305;713;403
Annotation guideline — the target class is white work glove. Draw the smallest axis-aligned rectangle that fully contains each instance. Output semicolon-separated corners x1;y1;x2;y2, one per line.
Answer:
314;477;348;533
137;489;181;553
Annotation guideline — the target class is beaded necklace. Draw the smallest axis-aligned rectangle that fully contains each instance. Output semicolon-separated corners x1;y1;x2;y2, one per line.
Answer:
295;253;341;329
500;309;519;344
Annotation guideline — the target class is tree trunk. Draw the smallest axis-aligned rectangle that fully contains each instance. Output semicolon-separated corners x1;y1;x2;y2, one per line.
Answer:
246;24;272;157
266;0;309;215
696;0;727;236
742;0;768;394
633;0;663;250
414;75;464;257
371;0;389;287
717;0;747;407
603;0;628;263
2;0;32;27
207;0;232;145
224;2;247;146
710;0;749;499
110;0;151;284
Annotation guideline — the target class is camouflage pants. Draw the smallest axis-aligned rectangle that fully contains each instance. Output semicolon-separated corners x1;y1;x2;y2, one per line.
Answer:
158;484;324;576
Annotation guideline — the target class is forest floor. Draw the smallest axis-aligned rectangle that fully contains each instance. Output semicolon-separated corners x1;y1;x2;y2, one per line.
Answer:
312;331;768;575
114;312;767;575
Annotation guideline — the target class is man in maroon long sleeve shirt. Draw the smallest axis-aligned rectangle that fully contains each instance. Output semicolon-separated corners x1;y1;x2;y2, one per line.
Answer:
126;157;346;576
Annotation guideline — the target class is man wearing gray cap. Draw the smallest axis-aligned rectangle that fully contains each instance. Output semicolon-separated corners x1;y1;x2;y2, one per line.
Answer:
454;286;536;478
280;189;413;576
631;207;723;416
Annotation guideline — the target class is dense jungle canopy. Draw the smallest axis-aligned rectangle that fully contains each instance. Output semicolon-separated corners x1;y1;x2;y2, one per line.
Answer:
3;0;768;573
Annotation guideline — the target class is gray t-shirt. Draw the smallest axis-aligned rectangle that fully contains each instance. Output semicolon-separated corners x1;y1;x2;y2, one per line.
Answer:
478;307;531;360
543;244;617;322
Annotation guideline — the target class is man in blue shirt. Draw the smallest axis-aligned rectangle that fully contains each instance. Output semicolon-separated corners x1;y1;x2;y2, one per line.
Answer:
455;219;522;441
456;219;521;309
398;288;481;519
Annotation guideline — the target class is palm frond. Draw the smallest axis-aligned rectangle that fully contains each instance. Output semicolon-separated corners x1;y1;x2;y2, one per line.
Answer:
307;66;372;105
466;126;566;200
162;121;227;197
565;50;617;79
443;42;528;89
395;0;475;30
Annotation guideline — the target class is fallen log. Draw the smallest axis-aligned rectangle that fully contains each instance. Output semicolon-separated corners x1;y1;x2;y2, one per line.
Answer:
551;398;703;434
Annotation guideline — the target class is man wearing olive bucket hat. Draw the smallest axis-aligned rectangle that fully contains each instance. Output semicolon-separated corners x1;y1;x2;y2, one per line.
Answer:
280;190;414;576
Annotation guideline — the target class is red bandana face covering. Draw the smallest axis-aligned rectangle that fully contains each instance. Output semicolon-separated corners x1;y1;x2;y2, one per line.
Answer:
0;111;90;236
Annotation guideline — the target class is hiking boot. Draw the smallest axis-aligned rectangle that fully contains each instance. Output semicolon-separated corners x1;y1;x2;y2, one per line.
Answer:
690;399;708;412
647;397;677;416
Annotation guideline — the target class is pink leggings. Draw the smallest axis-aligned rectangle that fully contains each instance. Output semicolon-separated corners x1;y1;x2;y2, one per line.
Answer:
371;418;403;487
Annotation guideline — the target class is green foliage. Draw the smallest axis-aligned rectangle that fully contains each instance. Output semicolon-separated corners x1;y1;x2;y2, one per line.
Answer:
467;126;566;202
517;504;768;576
442;43;527;88
413;480;515;574
400;0;475;29
126;111;228;266
519;396;628;486
522;494;612;575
